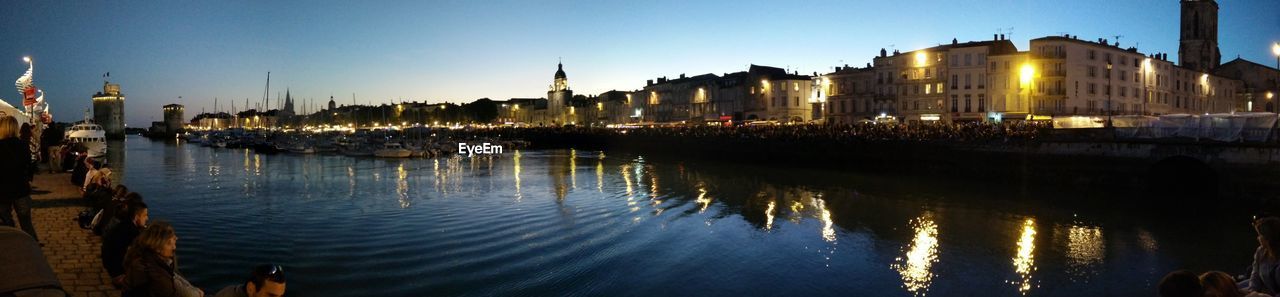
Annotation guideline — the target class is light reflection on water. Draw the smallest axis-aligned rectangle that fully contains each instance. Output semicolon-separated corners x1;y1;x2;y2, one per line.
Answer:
108;137;1256;297
1012;218;1038;295
893;213;940;296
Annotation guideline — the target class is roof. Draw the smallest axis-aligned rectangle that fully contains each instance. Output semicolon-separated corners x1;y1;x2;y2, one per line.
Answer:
554;63;566;79
749;64;811;80
1030;35;1145;54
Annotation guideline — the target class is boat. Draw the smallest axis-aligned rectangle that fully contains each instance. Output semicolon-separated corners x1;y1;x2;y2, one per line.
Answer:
65;121;108;158
374;142;412;158
288;143;316;154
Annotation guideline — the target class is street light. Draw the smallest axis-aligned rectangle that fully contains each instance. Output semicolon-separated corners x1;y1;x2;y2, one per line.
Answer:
22;56;30;63
1273;42;1280;70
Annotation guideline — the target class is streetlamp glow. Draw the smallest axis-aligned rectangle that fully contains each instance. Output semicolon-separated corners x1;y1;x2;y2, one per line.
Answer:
1018;63;1035;86
1273;42;1280;57
914;51;928;67
22;56;30;63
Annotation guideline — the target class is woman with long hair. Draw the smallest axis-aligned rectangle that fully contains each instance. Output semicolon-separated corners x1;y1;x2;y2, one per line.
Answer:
0;115;37;243
1246;217;1280;295
124;221;204;297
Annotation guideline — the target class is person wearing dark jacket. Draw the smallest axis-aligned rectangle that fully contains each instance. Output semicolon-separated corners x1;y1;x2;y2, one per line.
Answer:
103;201;147;288
124;221;203;297
0;115;37;242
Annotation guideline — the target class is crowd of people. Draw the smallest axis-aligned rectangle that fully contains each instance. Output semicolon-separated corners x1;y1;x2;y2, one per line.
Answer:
450;121;1053;145
1159;217;1280;297
0;114;286;297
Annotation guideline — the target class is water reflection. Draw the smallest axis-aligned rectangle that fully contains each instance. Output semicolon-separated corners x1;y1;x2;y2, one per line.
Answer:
123;142;1244;297
1011;218;1037;295
1064;224;1105;279
894;213;940;296
396;163;409;208
513;150;522;201
817;198;835;243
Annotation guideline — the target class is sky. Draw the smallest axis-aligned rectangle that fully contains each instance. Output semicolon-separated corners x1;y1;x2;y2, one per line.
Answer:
1;0;1278;127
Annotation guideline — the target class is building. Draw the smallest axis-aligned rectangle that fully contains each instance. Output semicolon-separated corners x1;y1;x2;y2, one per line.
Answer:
1216;58;1280;112
822;65;877;124
546;62;572;125
92;80;126;139
1179;0;1221;73
163;104;184;134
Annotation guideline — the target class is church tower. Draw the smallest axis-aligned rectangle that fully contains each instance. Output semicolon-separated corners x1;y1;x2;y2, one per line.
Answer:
282;88;295;117
1179;0;1221;72
546;61;572;124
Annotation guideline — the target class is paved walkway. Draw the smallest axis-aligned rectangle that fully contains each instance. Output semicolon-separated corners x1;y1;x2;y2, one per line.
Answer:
28;172;119;297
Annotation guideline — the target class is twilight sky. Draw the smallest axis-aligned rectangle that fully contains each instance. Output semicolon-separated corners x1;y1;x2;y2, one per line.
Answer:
1;0;1278;127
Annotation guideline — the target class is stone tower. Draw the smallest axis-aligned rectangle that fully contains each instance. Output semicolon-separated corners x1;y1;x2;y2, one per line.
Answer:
328;96;336;110
546;61;572;125
163;104;184;134
1179;0;1220;72
92;81;126;139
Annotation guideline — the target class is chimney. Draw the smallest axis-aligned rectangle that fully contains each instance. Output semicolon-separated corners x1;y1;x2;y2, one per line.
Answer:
1000;34;1006;40
679;73;686;79
647;79;653;86
880;48;887;57
994;34;998;40
952;38;958;45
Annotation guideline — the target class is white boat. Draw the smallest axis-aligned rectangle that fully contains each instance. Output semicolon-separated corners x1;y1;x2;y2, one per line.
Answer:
65;121;108;158
374;142;412;158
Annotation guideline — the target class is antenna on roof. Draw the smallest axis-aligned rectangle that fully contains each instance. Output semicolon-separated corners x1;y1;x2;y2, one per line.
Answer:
1113;35;1124;46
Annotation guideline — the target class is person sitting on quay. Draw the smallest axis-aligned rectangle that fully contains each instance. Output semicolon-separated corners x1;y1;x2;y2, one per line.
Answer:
103;200;147;289
95;188;136;235
124;220;204;297
213;264;286;297
73;155;94;190
1201;270;1270;297
84;161;111;192
1160;270;1205;297
0;115;39;244
1241;217;1280;295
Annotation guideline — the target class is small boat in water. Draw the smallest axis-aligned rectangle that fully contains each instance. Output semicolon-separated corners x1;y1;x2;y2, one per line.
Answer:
374;142;412;158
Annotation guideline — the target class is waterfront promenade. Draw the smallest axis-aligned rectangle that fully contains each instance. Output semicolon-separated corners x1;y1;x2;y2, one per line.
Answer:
29;172;118;297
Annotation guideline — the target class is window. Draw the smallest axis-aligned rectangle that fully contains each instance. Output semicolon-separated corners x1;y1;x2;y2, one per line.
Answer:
964;74;971;89
1089;50;1096;60
964;95;972;113
978;74;985;89
925;84;932;94
1120;86;1126;97
1120;70;1127;81
1105;85;1111;95
965;54;972;66
951;95;958;112
991;62;997;71
1105;53;1112;63
951;75;958;89
951;55;959;66
978;95;986;112
1088;66;1096;78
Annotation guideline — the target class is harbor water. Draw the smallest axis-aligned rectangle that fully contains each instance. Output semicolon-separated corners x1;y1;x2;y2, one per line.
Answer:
110;136;1254;296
